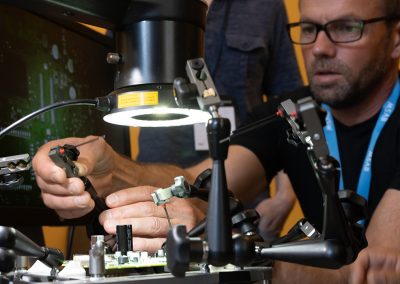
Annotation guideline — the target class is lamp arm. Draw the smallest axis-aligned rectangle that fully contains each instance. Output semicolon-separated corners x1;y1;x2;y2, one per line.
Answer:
0;97;115;140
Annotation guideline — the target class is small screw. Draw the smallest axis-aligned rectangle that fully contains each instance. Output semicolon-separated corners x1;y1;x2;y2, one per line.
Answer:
106;53;122;64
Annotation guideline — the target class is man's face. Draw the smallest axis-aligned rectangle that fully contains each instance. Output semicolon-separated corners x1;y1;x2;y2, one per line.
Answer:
300;0;395;109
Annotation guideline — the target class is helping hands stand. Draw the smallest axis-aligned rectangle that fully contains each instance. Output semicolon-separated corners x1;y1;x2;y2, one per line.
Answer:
166;59;257;276
166;58;368;277
259;98;367;268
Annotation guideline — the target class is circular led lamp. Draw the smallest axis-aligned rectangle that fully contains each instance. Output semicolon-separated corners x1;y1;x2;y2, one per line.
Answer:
104;107;210;127
103;85;210;127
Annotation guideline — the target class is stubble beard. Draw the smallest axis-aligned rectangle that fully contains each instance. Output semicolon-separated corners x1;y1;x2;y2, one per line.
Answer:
308;55;389;110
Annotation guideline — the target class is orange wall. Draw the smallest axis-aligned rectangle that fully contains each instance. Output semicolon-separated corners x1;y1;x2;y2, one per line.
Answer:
276;0;306;234
284;0;308;84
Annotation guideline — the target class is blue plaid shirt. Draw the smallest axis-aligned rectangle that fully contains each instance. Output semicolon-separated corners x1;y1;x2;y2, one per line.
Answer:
138;0;303;167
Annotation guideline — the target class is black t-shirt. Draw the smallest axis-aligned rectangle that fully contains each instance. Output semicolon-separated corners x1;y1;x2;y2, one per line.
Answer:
231;87;400;231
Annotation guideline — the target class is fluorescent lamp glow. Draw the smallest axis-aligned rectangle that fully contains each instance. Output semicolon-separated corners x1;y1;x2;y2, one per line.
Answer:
103;107;211;127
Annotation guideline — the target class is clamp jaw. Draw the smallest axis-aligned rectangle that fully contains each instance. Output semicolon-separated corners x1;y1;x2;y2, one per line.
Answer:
48;145;80;178
151;176;192;206
0;154;31;189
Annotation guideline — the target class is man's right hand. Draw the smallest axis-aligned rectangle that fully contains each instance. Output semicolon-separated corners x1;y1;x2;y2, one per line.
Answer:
32;135;115;219
350;246;400;284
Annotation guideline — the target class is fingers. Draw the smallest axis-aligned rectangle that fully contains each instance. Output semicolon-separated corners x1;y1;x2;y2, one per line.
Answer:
102;216;171;237
349;260;366;284
101;202;167;220
33;148;68;185
99;197;204;238
37;174;88;212
350;247;400;284
41;190;94;212
105;186;155;208
131;237;166;254
73;135;110;175
33;136;104;184
55;206;95;219
100;201;174;237
367;271;400;284
36;175;84;196
33;136;94;187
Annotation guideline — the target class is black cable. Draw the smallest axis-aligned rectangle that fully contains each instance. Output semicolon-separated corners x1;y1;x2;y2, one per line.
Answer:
220;113;279;143
66;225;75;260
0;99;97;140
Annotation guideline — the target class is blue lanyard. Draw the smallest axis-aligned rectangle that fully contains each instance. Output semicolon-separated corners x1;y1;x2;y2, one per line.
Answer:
323;79;400;201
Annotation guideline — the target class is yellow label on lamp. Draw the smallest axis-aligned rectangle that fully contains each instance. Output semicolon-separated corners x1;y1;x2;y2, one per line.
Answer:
117;91;159;108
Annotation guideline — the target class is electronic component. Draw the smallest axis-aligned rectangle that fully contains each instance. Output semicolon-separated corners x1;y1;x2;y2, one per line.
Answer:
116;225;133;258
89;235;105;279
72;251;167;272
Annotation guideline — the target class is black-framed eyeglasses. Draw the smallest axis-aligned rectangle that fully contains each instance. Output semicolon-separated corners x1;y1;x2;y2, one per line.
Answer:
286;17;393;45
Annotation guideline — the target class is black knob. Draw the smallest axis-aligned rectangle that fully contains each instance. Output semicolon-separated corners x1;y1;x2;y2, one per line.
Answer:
0;248;15;273
232;235;255;267
40;247;64;268
189;59;204;71
173;77;199;109
232;209;260;235
166;225;190;277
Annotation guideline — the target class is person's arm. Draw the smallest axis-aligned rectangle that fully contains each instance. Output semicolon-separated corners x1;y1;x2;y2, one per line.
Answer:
186;145;268;203
363;189;400;248
272;189;400;283
348;188;400;283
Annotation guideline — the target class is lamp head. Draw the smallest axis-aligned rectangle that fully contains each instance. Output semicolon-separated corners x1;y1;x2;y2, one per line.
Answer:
102;0;209;128
102;83;211;127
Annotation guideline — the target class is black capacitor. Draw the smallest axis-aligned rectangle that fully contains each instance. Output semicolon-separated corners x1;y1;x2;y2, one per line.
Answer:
127;224;133;252
116;225;128;256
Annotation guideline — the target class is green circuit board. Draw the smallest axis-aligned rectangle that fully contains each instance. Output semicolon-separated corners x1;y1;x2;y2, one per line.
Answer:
0;5;114;210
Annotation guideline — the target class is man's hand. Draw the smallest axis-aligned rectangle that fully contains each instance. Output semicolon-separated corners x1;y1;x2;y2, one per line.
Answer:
32;135;115;219
256;197;290;240
350;247;400;284
256;172;296;240
99;186;207;253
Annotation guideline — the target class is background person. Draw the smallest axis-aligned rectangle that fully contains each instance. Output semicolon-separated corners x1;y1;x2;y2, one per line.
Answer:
137;0;303;240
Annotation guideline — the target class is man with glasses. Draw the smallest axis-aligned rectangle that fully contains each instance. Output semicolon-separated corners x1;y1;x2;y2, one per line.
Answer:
272;0;400;282
32;0;400;281
287;17;396;46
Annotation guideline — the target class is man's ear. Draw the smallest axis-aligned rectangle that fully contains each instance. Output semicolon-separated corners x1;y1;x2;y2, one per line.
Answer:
391;21;400;59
